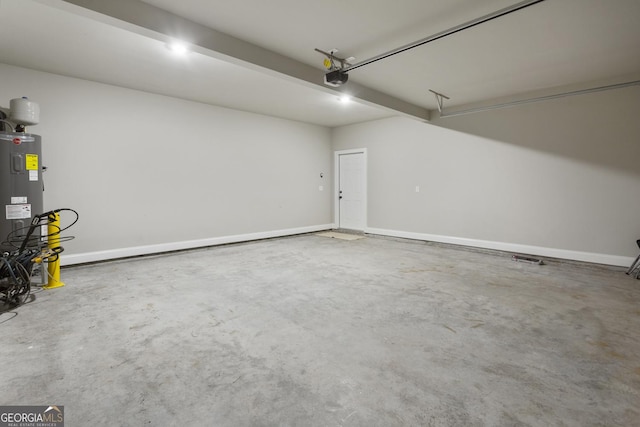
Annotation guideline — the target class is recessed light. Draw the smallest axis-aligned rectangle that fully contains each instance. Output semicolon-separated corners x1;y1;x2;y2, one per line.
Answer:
167;42;188;55
338;95;351;103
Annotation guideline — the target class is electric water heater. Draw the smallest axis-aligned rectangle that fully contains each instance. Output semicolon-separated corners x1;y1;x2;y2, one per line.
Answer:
0;98;43;253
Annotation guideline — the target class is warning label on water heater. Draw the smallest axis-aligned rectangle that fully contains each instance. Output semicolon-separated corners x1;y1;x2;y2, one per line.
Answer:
25;154;39;170
5;204;31;220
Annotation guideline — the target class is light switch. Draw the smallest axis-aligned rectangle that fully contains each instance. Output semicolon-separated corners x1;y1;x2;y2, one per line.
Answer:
415;186;420;193
319;186;324;191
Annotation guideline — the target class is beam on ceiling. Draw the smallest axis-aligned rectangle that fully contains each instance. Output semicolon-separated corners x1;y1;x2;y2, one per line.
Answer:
438;79;640;118
56;0;430;121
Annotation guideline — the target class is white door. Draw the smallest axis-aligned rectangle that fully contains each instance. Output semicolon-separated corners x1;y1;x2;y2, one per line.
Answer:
337;151;366;230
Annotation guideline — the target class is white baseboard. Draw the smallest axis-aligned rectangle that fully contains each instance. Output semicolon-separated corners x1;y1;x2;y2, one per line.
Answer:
61;223;335;266
61;224;633;268
365;227;634;267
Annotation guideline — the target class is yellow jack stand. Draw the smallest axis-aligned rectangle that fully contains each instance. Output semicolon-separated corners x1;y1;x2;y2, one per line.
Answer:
43;212;65;289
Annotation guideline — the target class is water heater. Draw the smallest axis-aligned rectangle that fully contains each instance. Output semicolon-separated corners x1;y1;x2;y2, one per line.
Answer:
0;98;43;253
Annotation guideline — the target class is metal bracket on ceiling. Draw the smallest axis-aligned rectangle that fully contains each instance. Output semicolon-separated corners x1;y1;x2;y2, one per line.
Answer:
314;48;354;71
429;89;450;113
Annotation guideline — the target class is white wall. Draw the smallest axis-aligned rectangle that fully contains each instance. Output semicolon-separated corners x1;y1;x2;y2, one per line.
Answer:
332;86;640;266
0;63;333;263
3;62;638;267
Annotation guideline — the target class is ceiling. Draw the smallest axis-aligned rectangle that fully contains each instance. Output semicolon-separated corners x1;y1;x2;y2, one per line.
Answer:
1;0;639;127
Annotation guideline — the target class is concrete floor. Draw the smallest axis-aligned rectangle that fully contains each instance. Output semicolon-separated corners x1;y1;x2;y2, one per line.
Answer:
2;234;639;426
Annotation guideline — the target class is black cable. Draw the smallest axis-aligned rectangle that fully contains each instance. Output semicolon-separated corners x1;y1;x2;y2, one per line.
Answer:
13;261;31;304
0;208;78;306
3;208;79;250
0;257;20;286
43;208;80;235
0;257;25;305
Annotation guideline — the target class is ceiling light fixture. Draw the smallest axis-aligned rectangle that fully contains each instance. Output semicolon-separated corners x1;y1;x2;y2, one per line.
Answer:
167;41;188;55
338;95;351;103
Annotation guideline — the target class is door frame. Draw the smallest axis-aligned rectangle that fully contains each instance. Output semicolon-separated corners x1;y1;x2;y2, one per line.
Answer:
334;148;367;230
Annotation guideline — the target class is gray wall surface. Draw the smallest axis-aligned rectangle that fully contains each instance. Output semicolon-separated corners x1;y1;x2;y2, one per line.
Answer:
332;86;640;262
2;61;638;265
0;63;333;259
